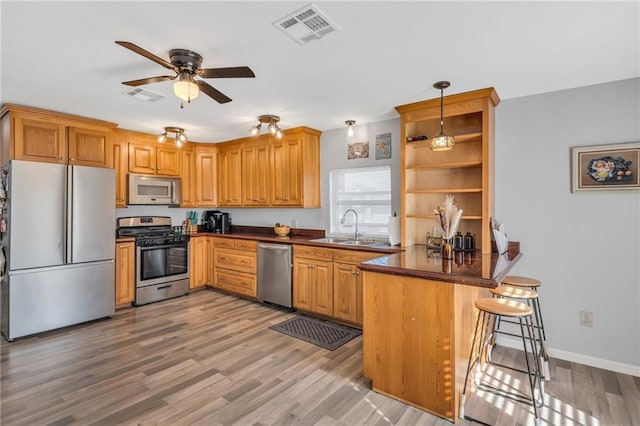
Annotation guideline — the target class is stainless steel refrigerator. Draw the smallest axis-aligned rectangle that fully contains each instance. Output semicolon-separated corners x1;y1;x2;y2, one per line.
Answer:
0;160;115;341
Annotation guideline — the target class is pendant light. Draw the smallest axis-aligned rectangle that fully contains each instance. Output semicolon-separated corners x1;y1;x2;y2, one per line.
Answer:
430;81;455;151
345;120;356;137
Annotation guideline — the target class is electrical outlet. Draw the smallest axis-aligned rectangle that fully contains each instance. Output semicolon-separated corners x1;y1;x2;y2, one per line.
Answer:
290;219;296;228
580;310;593;327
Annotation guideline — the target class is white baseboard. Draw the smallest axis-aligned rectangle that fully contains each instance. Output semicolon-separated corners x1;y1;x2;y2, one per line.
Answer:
495;336;640;377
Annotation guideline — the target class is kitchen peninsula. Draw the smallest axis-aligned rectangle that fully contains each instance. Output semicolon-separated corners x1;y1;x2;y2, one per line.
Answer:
360;246;522;421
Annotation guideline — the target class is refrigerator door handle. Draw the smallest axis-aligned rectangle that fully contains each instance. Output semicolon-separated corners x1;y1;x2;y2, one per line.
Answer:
66;166;72;264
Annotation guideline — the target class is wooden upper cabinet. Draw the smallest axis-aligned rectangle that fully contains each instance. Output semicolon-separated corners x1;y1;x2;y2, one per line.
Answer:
195;144;218;207
270;127;320;207
242;139;269;206
180;143;196;207
156;145;180;175
0;104;116;168
112;130;128;207
13;116;66;164
68;126;110;167
217;144;242;206
126;130;180;176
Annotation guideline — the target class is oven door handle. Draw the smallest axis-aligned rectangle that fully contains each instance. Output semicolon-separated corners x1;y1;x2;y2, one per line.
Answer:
157;284;173;291
139;243;189;251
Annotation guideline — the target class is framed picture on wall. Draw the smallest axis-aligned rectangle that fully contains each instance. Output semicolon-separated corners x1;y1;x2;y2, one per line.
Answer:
571;142;640;192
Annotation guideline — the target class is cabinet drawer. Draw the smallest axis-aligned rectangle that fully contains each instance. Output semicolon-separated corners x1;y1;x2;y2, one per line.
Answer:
294;245;333;261
234;239;257;251
214;248;256;274
333;249;382;265
212;238;235;249
214;269;256;297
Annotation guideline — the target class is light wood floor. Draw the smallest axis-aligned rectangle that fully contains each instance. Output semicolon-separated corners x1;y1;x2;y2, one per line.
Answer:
1;290;638;425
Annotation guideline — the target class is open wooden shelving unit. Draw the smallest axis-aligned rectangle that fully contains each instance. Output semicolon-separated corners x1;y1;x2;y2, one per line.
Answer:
396;88;500;253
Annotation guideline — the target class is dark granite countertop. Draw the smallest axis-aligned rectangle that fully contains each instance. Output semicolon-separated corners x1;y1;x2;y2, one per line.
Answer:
359;244;522;288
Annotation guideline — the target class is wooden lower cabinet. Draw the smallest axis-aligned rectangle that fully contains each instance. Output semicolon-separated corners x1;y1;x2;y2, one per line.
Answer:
190;236;211;289
115;241;135;307
212;238;257;298
293;246;381;324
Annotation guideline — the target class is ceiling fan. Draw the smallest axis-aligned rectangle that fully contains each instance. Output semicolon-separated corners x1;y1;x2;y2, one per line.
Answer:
116;41;255;106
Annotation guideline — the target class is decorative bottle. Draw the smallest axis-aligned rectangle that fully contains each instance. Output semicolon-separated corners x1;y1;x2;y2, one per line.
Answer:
453;231;464;251
442;238;453;259
464;232;476;252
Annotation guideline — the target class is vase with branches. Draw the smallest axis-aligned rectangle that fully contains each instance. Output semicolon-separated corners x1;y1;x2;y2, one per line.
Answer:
434;194;463;259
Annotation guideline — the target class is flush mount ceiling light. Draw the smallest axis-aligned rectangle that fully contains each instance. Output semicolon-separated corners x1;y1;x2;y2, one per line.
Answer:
250;115;283;139
345;120;356;137
158;126;187;148
431;81;455;152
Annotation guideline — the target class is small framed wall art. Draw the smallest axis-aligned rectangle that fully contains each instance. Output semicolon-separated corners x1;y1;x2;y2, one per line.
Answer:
571;142;640;192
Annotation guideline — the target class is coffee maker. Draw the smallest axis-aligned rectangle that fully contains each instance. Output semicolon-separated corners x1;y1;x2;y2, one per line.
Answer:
203;210;231;233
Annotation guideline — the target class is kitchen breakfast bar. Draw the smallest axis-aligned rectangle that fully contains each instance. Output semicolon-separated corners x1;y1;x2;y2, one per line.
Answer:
359;245;522;422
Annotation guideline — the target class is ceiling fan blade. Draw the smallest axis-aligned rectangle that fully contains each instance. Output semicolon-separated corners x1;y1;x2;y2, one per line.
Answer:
121;75;176;87
196;81;232;104
115;41;177;72
198;66;255;79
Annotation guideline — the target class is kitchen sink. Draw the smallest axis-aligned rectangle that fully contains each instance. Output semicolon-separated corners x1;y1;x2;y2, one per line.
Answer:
308;237;353;244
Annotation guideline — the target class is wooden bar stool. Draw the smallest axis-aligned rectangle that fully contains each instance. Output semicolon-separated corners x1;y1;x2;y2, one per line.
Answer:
501;275;549;379
460;297;544;426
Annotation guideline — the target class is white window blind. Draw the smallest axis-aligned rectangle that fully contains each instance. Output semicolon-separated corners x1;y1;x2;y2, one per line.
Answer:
330;166;392;238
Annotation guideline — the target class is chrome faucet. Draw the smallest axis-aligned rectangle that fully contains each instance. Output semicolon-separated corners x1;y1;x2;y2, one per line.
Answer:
340;209;360;240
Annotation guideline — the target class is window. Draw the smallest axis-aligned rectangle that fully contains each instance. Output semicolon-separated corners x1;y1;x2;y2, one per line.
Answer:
330;166;392;238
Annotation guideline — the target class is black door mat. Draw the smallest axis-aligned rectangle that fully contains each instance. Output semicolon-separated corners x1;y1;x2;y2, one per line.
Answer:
269;315;362;351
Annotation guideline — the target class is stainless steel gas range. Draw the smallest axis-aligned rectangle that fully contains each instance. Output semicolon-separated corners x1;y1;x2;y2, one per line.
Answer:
116;216;190;305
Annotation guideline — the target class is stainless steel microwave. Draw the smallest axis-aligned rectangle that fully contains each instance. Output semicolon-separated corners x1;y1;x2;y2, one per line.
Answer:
127;174;181;205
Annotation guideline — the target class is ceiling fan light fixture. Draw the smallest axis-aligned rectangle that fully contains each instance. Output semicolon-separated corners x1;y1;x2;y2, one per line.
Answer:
431;81;455;151
173;72;199;102
251;115;283;138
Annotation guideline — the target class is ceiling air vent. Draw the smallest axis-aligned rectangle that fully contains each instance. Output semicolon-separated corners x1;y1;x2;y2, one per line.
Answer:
273;3;341;45
122;87;165;103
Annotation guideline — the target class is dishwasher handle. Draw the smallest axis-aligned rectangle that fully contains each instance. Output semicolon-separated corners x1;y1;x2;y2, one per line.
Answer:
258;242;292;252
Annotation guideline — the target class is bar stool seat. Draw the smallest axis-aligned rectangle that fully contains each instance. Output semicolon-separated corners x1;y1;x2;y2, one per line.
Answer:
461;297;544;426
503;275;541;288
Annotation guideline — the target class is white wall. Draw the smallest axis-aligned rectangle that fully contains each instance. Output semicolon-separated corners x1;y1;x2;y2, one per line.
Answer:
495;78;640;372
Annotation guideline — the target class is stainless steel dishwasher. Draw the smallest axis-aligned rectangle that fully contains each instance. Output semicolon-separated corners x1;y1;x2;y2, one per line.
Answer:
257;243;293;308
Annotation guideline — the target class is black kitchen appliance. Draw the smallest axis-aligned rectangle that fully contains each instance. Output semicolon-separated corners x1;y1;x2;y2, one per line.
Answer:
203;210;231;233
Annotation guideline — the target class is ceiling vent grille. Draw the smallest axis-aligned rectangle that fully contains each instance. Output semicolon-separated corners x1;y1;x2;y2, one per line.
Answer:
273;3;340;45
122;87;165;103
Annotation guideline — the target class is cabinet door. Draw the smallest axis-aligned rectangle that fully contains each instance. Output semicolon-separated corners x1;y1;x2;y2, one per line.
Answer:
270;136;302;206
195;146;217;206
128;142;156;174
14;116;66;164
312;260;334;316
333;262;358;324
190;236;209;289
115;241;135;306
293;258;313;311
181;145;196;207
112;138;128;207
156;145;180;176
68;126;110;168
218;146;242;206
242;143;270;206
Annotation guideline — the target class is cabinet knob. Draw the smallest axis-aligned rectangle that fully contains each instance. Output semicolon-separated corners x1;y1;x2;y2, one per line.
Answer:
59;156;64;160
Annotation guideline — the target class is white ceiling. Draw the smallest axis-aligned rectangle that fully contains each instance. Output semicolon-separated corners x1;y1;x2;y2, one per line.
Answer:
1;1;638;142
